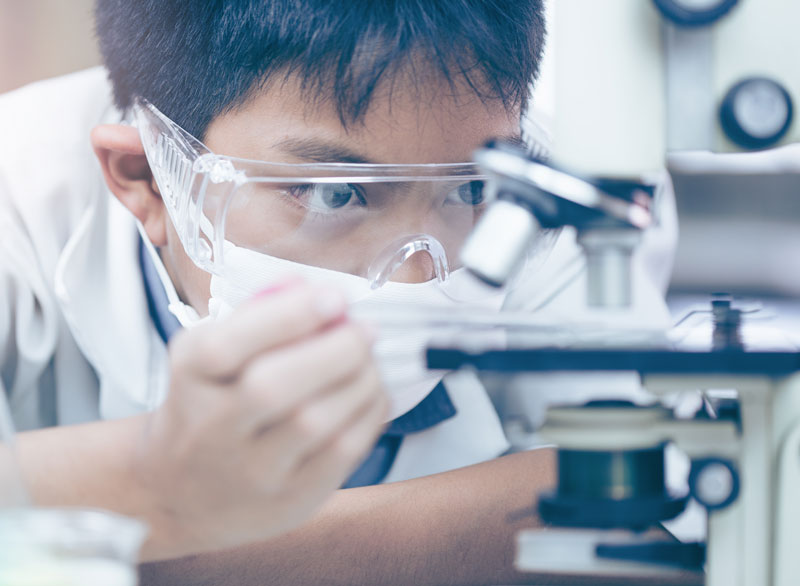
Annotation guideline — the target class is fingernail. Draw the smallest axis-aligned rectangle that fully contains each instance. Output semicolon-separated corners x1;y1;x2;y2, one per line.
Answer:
314;288;347;320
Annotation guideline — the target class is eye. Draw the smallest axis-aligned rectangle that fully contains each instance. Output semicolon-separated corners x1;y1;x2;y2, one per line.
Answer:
448;180;485;206
287;183;366;212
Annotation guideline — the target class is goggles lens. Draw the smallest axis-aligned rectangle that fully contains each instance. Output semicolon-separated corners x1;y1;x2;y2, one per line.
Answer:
217;175;484;277
134;99;545;301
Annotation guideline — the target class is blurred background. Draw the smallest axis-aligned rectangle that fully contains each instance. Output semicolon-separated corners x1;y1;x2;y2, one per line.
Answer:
0;0;99;94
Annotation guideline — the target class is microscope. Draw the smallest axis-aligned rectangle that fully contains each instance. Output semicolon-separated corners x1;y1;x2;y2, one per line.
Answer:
429;1;800;584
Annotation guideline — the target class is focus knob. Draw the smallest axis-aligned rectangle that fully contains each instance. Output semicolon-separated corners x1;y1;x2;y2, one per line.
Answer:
653;0;738;27
720;77;794;150
689;458;739;511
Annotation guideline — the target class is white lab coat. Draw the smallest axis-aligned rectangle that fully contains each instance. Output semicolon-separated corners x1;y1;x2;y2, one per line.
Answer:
0;68;168;429
0;67;678;486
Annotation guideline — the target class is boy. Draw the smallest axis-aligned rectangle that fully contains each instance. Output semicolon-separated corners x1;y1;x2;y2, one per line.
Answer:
3;1;679;584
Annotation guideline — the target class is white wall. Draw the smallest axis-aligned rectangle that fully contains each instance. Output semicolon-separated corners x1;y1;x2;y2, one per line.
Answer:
0;0;100;94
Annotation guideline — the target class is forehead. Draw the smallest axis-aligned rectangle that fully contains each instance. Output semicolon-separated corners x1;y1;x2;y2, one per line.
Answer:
203;72;521;165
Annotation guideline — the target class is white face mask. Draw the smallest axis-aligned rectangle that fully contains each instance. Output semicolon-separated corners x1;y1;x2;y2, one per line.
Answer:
142;227;507;420
206;240;507;420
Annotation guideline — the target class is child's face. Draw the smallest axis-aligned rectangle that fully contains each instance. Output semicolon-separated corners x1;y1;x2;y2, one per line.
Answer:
162;73;522;314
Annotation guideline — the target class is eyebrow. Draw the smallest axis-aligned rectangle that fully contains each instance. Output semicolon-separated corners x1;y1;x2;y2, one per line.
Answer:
272;133;525;165
271;137;378;164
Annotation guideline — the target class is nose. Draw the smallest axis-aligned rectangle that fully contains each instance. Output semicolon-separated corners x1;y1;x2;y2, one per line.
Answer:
389;250;436;283
367;234;450;288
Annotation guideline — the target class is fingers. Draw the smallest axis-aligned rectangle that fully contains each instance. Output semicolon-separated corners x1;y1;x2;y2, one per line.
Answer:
169;280;348;380
155;276;391;549
289;389;389;491
238;320;376;431
254;362;386;471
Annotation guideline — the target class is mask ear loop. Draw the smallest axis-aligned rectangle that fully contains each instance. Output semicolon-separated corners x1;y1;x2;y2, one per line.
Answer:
367;234;450;289
137;223;203;327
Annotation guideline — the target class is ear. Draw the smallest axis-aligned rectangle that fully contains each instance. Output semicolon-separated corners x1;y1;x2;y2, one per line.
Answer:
91;124;168;246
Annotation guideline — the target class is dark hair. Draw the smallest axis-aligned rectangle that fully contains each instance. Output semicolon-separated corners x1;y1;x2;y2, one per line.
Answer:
95;0;546;139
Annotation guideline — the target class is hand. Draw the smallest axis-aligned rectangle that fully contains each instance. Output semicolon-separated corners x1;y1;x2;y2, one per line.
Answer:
136;280;388;553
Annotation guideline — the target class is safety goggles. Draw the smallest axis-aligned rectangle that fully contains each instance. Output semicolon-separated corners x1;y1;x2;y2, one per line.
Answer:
133;99;541;300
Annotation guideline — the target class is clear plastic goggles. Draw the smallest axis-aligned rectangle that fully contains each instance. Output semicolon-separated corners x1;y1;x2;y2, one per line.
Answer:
134;99;526;300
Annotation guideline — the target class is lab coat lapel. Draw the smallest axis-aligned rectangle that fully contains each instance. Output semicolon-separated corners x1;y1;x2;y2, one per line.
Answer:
54;187;168;419
383;370;510;482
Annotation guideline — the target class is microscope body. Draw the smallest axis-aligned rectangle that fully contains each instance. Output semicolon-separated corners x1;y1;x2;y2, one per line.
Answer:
548;0;800;173
450;1;800;584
